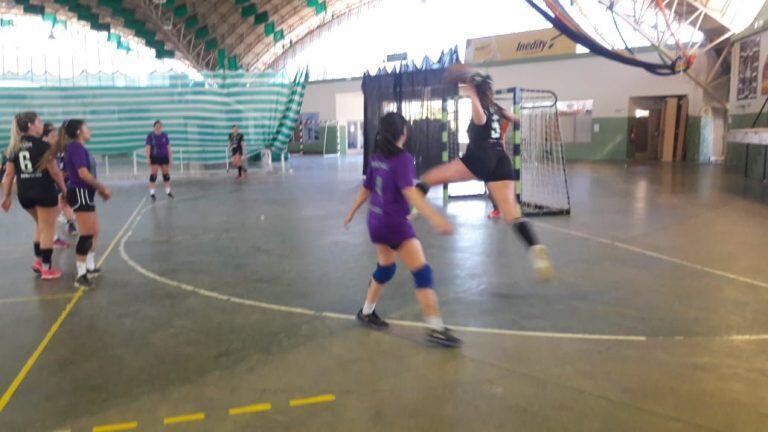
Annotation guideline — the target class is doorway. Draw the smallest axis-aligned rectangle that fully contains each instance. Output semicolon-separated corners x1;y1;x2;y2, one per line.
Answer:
628;96;688;161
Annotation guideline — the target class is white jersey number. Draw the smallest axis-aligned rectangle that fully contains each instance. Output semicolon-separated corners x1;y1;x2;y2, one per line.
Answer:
375;175;383;197
19;151;34;174
490;113;502;140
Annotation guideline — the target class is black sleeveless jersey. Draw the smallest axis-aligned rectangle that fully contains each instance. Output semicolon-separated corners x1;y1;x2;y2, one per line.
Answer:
229;133;244;147
467;106;503;149
9;135;54;189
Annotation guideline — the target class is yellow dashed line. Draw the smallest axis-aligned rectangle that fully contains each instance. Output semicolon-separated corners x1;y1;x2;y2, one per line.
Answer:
228;402;272;416
92;421;138;432
289;394;336;407
163;412;205;425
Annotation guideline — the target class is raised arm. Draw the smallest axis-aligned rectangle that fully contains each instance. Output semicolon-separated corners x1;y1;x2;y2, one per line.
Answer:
462;84;487;126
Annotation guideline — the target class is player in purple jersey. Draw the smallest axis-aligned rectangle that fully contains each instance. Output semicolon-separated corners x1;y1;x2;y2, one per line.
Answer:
414;72;554;281
60;119;112;289
344;113;461;347
146;120;173;202
2;112;68;280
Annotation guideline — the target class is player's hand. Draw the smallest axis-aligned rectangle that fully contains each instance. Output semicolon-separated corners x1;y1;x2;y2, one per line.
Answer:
98;186;112;201
1;197;11;212
432;216;454;235
460;83;477;99
59;189;67;201
343;213;354;229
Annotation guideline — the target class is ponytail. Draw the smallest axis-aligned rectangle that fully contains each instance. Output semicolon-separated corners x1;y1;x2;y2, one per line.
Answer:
374;112;408;157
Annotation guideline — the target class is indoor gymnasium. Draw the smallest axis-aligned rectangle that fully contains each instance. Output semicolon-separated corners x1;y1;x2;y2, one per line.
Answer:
1;1;768;431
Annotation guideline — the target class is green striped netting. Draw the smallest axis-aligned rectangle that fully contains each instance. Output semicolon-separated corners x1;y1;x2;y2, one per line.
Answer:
0;70;308;161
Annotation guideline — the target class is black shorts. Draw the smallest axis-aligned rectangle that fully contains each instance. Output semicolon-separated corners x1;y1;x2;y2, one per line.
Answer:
460;143;517;182
231;146;243;156
18;184;59;210
150;155;170;166
67;187;96;213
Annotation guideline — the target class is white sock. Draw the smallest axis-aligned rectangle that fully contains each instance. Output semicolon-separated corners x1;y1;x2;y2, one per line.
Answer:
362;302;376;315
76;261;87;277
165;188;171;195
150;189;156;196
86;252;96;271
424;315;445;330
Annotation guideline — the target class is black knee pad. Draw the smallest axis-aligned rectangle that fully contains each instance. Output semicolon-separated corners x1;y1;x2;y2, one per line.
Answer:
149;174;157;183
76;235;93;256
163;173;171;182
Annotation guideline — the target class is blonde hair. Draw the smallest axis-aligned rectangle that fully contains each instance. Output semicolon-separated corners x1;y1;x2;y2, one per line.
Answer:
6;112;53;173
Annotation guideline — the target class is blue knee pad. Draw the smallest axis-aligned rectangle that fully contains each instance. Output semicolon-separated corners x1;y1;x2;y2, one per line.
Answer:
372;263;396;284
412;265;433;289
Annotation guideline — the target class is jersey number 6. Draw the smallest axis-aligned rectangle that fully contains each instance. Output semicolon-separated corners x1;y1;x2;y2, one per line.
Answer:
19;151;33;174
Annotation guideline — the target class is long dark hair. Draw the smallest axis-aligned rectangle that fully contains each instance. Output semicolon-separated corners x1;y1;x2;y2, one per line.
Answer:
374;112;408;157
57;119;85;155
469;72;494;111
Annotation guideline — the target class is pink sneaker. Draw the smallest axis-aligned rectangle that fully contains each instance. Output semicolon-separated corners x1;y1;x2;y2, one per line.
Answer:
488;209;501;219
32;260;42;274
53;238;70;249
40;268;62;280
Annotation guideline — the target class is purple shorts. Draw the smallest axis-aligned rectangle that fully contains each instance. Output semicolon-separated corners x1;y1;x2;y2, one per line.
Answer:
367;215;416;250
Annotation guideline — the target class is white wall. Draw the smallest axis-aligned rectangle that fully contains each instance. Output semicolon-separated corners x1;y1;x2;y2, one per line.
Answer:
302;78;362;122
335;91;364;124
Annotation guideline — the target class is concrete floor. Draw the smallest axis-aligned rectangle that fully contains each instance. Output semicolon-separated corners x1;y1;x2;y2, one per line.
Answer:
1;156;768;431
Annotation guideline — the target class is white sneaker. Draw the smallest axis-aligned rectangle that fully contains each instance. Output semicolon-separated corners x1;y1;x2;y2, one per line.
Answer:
529;245;553;281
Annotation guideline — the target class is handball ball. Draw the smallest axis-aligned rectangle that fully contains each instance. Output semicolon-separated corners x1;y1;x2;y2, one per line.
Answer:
443;64;472;86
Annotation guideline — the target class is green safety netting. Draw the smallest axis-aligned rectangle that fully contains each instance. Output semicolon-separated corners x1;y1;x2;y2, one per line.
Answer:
0;69;308;162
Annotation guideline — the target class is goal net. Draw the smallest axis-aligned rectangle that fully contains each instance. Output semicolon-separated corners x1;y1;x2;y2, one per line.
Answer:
498;88;571;216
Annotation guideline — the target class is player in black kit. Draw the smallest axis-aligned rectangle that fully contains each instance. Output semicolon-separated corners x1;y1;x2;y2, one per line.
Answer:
2;112;68;280
228;124;247;179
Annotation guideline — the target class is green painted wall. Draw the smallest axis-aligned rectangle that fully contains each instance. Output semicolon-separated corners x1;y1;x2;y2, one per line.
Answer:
564;117;627;161
564;115;702;162
726;113;768;178
684;116;701;162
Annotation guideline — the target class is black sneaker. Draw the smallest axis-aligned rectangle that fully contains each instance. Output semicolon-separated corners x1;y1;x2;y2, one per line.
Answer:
425;328;462;348
150;194;157;203
167;192;175;199
87;268;102;279
74;274;94;289
356;309;389;330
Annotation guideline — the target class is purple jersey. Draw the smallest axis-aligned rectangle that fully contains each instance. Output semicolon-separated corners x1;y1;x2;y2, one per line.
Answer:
364;152;417;248
64;141;94;190
146;132;170;158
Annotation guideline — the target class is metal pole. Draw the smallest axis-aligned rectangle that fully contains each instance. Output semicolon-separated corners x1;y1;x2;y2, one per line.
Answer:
180;148;184;173
105;155;110;176
133;151;138;176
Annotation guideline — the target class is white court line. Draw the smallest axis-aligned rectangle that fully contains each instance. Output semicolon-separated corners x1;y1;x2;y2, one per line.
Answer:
535;222;768;290
117;201;768;343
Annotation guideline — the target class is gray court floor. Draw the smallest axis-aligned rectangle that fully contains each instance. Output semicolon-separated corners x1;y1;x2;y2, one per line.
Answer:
1;156;768;431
